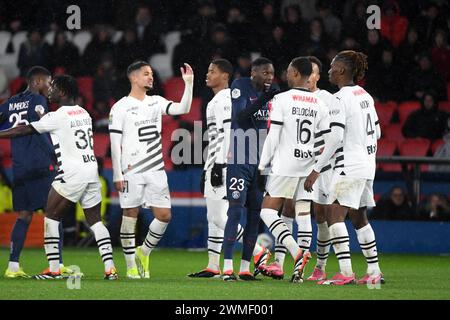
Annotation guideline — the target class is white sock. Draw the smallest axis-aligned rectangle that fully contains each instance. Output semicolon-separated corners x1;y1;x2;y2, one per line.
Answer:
44;217;61;273
235;224;244;242
223;259;233;272
356;223;381;276
296;214;312;252
141;218;168;256
91;222;114;272
316;222;331;270
274;215;293;267
207;222;223;271
8;261;19;272
120;216;137;270
329;222;353;276
239;260;250;273
260;208;300;259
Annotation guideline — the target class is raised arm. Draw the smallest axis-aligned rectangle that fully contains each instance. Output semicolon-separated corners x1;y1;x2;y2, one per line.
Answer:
165;63;194;116
0;125;36;139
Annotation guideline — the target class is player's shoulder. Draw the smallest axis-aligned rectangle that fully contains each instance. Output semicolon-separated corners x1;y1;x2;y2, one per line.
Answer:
216;88;231;101
110;96;129;112
146;94;169;104
230;77;251;99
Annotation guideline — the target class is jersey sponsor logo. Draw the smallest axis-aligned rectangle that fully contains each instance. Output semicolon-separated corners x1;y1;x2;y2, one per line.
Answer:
294;148;313;159
292;95;317;104
134;118;158;127
67;109;87;116
9;101;29;111
231;88;241;99
253;109;269;121
291;107;318;118
352;88;367;96
82;154;96;163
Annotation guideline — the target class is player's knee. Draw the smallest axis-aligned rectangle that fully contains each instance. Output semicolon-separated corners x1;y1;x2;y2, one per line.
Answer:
18;211;33;224
123;208;139;218
154;209;171;223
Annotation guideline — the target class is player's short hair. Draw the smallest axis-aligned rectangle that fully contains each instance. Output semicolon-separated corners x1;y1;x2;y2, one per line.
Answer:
53;75;79;100
308;56;322;73
26;66;51;81
211;58;233;79
290;57;312;76
251;57;273;69
127;61;151;77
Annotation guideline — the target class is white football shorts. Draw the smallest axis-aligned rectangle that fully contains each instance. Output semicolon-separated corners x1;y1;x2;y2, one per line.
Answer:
119;170;171;209
52;180;102;209
327;173;375;209
265;175;317;202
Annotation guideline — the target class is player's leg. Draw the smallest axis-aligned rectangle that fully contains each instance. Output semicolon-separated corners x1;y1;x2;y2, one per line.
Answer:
136;170;172;278
81;181;117;279
188;197;227;278
221;164;249;281
307;202;330;281
34;186;74;279
350;181;384;284
270;200;294;277
118;174;144;278
295;201;313;253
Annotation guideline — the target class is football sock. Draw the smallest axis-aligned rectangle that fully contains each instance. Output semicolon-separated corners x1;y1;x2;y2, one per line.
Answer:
91;222;114;272
120;216;137;270
223;205;244;260
356;223;381;276
316;222;331;270
207;222;223;271
260;208;299;259
242;209;260;262
9;218;30;264
223;259;233;273
274;215;293;266
58;222;64;263
141;218;168;256
329;222;353;276
239;260;250;273
44;217;61;273
296;214;312;252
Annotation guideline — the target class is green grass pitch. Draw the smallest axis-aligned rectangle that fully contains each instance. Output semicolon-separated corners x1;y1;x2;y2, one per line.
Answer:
0;248;449;300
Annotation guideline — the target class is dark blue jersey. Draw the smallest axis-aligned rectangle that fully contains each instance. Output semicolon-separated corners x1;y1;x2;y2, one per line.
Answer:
0;90;54;179
229;77;279;165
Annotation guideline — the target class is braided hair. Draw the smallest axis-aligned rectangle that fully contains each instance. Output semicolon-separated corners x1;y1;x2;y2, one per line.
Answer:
335;50;368;81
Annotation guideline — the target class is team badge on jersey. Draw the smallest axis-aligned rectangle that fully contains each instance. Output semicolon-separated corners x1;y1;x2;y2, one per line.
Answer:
231;88;241;99
232;190;240;199
109;113;113;125
35;105;45;116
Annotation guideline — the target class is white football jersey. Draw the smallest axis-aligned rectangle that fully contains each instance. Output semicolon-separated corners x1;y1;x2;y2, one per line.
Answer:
330;85;380;179
31;105;99;183
204;88;231;171
268;88;330;177
109;95;173;177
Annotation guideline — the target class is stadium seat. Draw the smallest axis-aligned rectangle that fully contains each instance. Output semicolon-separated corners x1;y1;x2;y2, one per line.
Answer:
400;138;431;171
164;31;181;56
398;101;421;123
9;77;25;96
163;77;185;101
150;53;173;82
0;31;11;55
383;124;405;145
438;101;450;113
93;133;110;158
375;101;396;128
179;97;202;123
12;31;27;54
72;31;92;54
431;139;445;155
76;77;94;110
377;138;401;171
0;140;11;167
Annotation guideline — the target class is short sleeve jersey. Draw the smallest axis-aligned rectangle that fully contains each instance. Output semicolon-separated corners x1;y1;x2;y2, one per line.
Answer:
268;88;330;177
330;85;379;179
31;105;99;183
109;95;173;175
